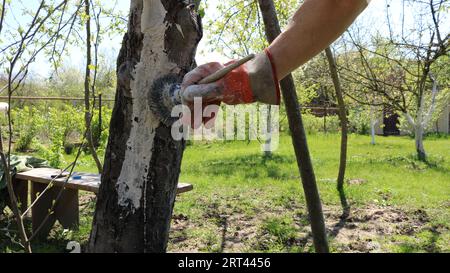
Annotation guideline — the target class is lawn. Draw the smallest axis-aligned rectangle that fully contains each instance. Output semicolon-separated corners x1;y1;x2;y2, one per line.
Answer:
1;133;449;253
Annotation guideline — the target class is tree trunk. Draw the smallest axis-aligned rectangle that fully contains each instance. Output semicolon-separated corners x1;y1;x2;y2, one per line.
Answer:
415;95;427;161
325;47;349;215
257;0;329;253
405;111;427;162
370;106;376;145
264;105;272;158
415;124;426;161
84;0;103;173
371;120;376;145
88;0;202;253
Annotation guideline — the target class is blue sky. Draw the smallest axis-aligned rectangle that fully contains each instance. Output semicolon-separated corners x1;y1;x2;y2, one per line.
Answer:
3;0;445;78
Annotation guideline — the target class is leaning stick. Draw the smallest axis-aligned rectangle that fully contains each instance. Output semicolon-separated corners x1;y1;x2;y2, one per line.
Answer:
257;0;329;253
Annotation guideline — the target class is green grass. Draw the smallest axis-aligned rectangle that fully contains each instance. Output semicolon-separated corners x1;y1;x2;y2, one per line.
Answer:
179;133;449;208
1;133;449;253
174;133;450;252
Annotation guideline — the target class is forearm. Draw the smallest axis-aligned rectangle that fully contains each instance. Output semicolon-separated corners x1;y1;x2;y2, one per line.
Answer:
269;0;369;79
179;0;370;112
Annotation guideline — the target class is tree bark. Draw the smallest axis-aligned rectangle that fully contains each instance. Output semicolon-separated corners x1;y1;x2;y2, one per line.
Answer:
415;124;426;161
404;112;426;161
370;106;377;145
416;92;427;161
264;105;272;158
88;0;202;253
325;47;349;216
257;0;329;253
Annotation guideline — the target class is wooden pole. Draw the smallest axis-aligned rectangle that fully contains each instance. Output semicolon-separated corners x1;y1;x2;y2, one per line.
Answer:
257;0;329;253
98;92;102;145
84;0;103;173
325;47;349;215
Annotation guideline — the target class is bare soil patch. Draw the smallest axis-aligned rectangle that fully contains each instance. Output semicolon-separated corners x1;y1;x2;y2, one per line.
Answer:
168;204;433;253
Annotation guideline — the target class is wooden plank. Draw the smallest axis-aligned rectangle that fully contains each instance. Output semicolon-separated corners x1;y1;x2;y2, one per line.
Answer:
177;183;194;194
15;168;193;194
16;168;100;193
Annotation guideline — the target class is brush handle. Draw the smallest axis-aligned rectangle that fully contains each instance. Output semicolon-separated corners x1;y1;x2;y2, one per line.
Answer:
198;54;255;84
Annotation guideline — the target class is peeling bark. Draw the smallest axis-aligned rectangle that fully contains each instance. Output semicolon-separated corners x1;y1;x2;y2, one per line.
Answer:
88;0;202;253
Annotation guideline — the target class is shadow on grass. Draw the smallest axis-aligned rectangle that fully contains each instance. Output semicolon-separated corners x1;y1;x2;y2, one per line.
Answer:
219;216;228;253
194;153;296;180
373;154;448;172
0;216;69;253
394;226;443;253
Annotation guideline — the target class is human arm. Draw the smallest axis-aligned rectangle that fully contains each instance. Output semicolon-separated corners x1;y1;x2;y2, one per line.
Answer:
181;0;370;107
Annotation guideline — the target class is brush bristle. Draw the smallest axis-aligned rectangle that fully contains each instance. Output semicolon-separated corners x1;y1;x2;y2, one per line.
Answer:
149;74;183;126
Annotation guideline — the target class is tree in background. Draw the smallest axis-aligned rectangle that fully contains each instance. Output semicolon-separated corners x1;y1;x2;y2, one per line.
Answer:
0;0;124;252
340;0;450;161
83;0;103;173
0;0;83;252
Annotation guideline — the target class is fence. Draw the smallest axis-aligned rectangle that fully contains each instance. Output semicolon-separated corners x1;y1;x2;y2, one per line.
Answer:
0;97;343;134
0;96;115;102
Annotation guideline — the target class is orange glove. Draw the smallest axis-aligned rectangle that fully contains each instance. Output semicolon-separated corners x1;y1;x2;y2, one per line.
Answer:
221;49;281;105
180;49;281;127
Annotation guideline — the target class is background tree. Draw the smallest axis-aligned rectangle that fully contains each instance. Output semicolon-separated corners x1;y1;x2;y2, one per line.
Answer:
339;0;450;161
83;0;103;172
0;0;83;253
0;0;124;252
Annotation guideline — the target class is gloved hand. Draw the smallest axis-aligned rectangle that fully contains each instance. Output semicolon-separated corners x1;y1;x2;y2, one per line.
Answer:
179;62;223;128
180;49;281;127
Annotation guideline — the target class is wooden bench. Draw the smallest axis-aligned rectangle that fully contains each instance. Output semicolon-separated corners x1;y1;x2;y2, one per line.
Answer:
12;168;193;238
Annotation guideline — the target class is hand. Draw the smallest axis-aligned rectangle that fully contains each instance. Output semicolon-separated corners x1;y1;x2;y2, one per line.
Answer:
181;61;255;106
181;62;225;104
180;62;224;128
180;51;281;128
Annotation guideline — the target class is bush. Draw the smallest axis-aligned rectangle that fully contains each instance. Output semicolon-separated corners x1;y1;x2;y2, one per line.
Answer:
301;113;340;134
36;126;65;168
15;128;37;152
348;107;371;135
48;105;84;148
12;106;45;152
7;103;113;166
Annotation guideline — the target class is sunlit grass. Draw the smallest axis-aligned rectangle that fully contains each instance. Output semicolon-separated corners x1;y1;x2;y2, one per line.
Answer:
2;133;449;252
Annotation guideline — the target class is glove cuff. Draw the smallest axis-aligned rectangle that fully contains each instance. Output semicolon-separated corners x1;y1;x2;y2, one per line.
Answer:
247;49;281;105
222;50;281;105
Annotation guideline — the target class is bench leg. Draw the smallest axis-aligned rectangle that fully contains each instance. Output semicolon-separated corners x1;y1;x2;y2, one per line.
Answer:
31;182;80;238
12;178;29;214
31;182;57;239
54;188;79;230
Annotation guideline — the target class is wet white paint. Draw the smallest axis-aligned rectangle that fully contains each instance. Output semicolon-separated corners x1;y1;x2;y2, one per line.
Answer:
116;0;178;211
